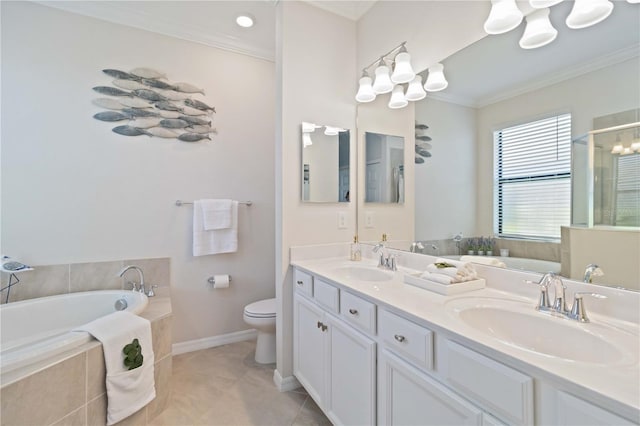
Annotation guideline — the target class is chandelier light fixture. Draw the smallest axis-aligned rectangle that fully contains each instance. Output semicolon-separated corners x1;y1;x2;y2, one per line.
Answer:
484;0;635;49
355;42;446;109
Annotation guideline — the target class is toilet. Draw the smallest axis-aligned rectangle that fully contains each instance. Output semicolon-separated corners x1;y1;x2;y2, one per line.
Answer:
243;298;276;364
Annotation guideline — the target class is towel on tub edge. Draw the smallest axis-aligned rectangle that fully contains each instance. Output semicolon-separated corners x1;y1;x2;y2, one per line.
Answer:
73;311;155;425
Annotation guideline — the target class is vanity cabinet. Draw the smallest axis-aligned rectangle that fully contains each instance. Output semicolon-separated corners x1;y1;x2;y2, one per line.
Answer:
555;391;636;425
293;285;376;426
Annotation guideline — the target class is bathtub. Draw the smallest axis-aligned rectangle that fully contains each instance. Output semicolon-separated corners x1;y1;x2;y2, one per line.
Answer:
0;290;148;374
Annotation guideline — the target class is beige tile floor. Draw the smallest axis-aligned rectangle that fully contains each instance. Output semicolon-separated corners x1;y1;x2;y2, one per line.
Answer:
148;341;332;426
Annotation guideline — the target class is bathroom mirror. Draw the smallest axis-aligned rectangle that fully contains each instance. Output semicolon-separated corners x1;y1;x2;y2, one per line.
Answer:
301;122;350;203
364;132;404;204
356;0;640;290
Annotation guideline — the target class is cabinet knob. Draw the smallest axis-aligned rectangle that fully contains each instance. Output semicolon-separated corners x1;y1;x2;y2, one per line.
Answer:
321;324;328;332
349;308;358;315
297;280;304;286
317;321;323;329
394;334;406;343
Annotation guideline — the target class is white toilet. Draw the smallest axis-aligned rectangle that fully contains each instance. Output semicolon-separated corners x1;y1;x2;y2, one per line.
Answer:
243;298;276;364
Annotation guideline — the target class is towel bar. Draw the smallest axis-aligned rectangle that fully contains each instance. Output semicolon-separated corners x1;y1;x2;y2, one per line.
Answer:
175;200;252;206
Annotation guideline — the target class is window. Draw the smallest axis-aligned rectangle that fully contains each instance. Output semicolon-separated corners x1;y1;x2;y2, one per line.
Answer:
494;113;571;240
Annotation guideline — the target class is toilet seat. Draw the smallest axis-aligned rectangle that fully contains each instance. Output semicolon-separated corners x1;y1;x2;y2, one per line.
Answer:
244;298;276;318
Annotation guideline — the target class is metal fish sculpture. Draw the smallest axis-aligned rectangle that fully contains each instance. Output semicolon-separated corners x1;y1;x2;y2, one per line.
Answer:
121;107;159;118
158;110;181;119
142;78;175;90
188;125;217;134
417;149;431;157
172;82;205;95
179;115;211;126
159;119;190;129
93;86;132;97
112;79;147;91
130;118;161;129
415;156;425;164
178;133;211;142
93;111;132;122
118;97;152;109
181;106;208;116
132;89;167;102
112;125;151;137
93;98;123;110
184;98;215;112
416;135;432;141
129;67;166;79
102;69;140;81
155;101;184;112
146;127;179;138
415;142;432;151
415;124;429;130
159;90;190;101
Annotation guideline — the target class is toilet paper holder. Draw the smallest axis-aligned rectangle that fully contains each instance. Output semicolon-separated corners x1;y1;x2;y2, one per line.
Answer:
208;275;232;285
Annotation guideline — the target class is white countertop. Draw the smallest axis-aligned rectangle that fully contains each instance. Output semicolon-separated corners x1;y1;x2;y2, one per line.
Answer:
291;255;640;420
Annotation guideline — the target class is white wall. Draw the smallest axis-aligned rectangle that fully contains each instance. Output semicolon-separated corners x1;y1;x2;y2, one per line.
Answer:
276;1;357;384
475;58;640;235
414;98;477;241
1;2;275;344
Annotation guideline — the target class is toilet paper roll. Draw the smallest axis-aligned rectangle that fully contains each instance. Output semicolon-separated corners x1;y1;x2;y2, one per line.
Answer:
213;274;230;289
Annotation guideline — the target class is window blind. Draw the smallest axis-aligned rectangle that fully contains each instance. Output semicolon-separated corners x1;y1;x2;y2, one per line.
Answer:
494;113;571;240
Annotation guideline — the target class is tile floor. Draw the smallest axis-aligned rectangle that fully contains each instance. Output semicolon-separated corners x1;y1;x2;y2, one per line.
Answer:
148;341;331;426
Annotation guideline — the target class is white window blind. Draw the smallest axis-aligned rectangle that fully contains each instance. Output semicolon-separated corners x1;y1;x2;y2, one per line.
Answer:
494;113;571;240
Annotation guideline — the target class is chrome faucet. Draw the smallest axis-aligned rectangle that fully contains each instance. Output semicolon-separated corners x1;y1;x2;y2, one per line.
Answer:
583;264;604;283
409;241;424;253
118;265;145;295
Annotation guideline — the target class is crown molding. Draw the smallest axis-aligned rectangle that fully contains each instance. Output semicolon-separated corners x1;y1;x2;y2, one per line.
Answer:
303;0;376;20
35;1;276;62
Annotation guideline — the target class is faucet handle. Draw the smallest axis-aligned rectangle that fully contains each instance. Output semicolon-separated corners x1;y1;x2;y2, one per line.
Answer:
524;279;551;309
569;292;607;323
147;285;158;297
127;281;139;292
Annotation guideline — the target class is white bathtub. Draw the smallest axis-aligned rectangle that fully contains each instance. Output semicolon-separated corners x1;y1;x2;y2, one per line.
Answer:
0;290;148;373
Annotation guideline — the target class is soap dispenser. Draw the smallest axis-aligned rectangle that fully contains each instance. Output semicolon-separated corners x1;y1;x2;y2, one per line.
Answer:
350;235;361;261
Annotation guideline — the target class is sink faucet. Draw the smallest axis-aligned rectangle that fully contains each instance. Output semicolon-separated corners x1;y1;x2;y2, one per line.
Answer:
409;241;424;253
118;265;145;294
583;264;604;283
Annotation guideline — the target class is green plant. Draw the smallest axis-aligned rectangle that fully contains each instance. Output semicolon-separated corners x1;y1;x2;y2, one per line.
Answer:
123;338;144;370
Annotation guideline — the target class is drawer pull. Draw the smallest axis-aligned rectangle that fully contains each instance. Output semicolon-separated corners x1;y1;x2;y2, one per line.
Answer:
321;324;328;332
349;308;358;315
297;280;304;286
317;321;323;329
394;334;406;343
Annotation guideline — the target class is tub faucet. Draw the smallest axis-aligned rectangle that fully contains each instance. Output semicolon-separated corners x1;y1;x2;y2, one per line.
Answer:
118;265;145;294
583;264;604;283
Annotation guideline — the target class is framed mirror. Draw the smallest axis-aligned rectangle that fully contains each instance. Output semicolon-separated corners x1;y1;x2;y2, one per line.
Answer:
301;122;350;203
365;132;404;203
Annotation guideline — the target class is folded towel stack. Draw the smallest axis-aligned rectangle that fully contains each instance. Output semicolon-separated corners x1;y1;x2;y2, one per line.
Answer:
460;255;507;268
419;258;478;284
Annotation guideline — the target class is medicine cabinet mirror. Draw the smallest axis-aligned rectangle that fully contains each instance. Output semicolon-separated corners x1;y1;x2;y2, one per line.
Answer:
364;132;404;204
301;122;350;203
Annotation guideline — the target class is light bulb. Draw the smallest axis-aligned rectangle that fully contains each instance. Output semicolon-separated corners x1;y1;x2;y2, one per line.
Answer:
372;61;394;94
611;144;624;154
355;76;376;103
484;0;524;34
519;8;558;49
236;14;255;28
405;75;427;101
388;86;408;109
391;51;416;84
566;0;614;29
424;63;448;92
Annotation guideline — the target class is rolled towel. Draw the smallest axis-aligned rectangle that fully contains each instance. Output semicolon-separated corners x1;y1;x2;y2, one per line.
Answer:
460;255;507;268
435;258;476;274
420;271;459;285
425;264;476;281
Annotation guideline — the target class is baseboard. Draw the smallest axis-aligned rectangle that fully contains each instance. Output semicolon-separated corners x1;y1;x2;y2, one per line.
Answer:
273;369;301;392
172;329;258;355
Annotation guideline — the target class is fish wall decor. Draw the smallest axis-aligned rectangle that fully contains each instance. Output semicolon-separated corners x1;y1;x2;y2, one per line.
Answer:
93;67;217;142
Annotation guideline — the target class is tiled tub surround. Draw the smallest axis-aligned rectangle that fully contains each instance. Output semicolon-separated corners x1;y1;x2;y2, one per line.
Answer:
289;243;640;424
0;295;173;426
0;258;171;304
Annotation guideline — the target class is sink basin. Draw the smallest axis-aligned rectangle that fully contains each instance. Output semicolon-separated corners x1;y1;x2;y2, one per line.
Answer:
446;297;638;365
330;265;393;282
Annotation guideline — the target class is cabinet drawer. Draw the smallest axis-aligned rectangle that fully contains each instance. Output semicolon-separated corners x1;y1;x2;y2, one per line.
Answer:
379;309;433;371
314;278;339;313
340;291;376;335
443;340;533;425
293;269;313;297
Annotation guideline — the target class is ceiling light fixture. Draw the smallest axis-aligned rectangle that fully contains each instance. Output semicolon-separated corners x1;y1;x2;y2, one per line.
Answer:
529;0;564;8
390;44;416;84
405;75;427;101
484;0;524;34
372;58;394;94
519;8;558;49
236;14;255;28
388;86;408;109
424;63;448;92
355;72;376;103
566;0;614;29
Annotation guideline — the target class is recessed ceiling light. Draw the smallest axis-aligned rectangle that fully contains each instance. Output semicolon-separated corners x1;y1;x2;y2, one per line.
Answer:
236;14;255;28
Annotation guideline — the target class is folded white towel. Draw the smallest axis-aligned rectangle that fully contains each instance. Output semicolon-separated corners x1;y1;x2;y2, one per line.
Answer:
425;264;478;282
73;311;155;425
200;199;233;230
460;255;507;268
193;200;238;256
420;271;457;285
435;258;475;273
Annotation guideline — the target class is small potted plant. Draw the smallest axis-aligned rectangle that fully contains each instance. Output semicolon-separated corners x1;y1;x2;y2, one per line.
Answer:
466;238;476;255
485;237;495;256
476;237;485;256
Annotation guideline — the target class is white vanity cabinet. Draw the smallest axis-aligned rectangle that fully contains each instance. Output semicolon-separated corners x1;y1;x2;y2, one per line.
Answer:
293;272;377;426
555;391;637;426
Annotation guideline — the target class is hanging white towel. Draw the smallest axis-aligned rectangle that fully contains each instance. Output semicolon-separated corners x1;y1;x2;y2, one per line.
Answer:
73;311;155;425
200;199;233;230
193;199;238;256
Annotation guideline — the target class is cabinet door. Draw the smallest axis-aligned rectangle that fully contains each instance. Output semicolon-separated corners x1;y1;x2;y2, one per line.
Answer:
379;350;483;426
325;314;376;426
293;294;326;406
556;391;636;426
